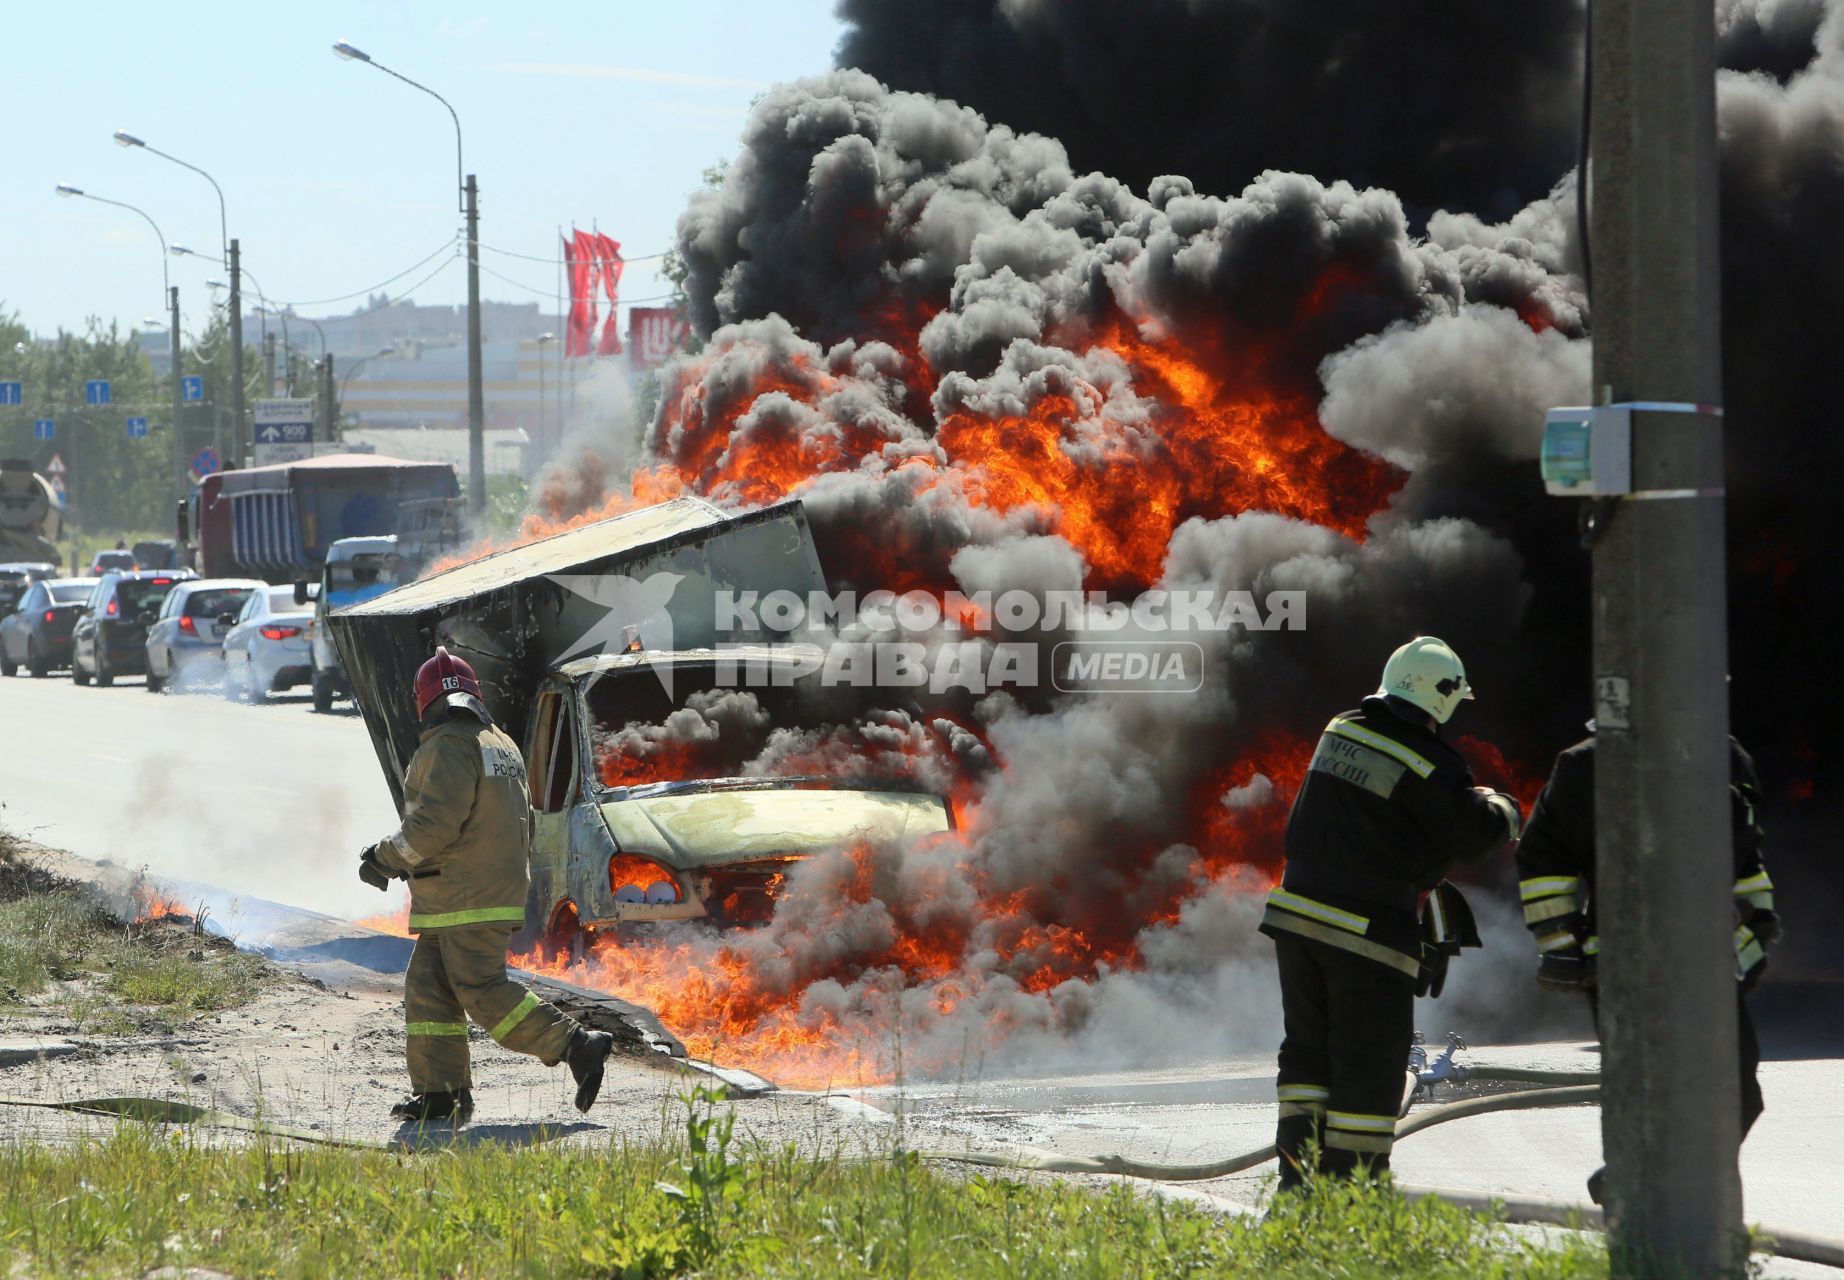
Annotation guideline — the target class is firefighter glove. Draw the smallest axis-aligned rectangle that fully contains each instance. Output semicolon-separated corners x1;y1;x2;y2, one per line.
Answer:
358;846;397;892
1478;788;1521;840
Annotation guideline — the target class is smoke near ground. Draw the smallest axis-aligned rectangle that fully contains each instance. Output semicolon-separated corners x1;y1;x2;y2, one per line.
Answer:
514;2;1844;1078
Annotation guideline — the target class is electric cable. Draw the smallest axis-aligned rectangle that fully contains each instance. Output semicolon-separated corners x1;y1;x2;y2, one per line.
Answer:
259;237;461;310
480;240;667;265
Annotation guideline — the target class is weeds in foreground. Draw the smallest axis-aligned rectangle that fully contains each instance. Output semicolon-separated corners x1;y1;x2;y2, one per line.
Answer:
0;1116;1610;1279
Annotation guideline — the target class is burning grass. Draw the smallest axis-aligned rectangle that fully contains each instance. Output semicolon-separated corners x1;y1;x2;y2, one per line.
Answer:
0;1113;1612;1279
0;876;274;1036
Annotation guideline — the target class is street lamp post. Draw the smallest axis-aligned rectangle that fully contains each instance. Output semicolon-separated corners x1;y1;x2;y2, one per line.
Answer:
534;332;555;454
337;346;395;433
54;184;183;504
333;39;485;514
113;132;243;458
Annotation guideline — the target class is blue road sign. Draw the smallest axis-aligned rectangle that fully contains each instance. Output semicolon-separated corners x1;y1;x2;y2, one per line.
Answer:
190;446;222;478
33;418;55;441
84;379;111;406
0;381;21;406
181;375;204;402
126;416;149;438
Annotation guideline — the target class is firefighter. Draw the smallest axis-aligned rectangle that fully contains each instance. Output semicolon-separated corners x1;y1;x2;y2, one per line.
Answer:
1261;636;1521;1187
1517;724;1778;1203
361;645;615;1124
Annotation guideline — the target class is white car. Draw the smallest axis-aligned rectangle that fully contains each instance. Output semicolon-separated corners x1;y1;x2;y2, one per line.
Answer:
222;583;316;702
144;578;266;693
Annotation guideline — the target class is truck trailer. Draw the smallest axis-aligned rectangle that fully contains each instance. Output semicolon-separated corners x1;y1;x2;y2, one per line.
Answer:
182;452;463;583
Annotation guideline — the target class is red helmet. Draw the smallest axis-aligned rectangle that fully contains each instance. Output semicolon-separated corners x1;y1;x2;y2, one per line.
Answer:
414;645;483;720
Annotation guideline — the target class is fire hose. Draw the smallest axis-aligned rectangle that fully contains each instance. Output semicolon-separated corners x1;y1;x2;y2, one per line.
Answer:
907;1078;1844;1271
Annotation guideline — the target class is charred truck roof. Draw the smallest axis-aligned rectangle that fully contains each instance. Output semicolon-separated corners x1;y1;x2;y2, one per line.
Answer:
328;496;829;811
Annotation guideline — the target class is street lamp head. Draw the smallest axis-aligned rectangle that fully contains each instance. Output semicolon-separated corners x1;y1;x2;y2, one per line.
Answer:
206;279;228;291
54;183;82;198
113;130;146;149
332;40;371;62
171;244;193;256
537;332;556;344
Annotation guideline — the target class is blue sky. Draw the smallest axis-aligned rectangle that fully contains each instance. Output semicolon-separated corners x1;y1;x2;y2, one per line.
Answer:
4;1;846;339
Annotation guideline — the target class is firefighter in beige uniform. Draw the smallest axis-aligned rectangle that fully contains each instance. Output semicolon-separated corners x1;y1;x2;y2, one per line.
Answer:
361;646;613;1124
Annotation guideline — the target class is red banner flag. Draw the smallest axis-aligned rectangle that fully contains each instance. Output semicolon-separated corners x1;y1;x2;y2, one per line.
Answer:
593;233;625;356
565;229;600;358
628;306;691;369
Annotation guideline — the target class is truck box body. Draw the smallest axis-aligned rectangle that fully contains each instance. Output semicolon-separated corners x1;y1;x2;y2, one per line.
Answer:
328;496;828;810
189;453;462;582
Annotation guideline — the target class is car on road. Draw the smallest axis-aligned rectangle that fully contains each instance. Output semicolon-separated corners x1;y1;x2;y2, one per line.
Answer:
0;562;58;616
520;647;954;956
0;578;93;677
143;578;264;694
87;549;137;577
299;535;403;713
222;583;316;702
70;569;195;686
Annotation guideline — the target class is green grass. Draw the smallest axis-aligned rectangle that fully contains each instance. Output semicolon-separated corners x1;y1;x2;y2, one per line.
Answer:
0;891;111;999
0;887;271;1030
0;1088;1609;1279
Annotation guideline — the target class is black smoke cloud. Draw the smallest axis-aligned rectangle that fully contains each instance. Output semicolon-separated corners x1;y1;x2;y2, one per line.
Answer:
834;0;1585;219
524;5;1844;1071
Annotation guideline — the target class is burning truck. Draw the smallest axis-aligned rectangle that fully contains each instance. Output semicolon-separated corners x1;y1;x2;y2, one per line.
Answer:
328;496;953;955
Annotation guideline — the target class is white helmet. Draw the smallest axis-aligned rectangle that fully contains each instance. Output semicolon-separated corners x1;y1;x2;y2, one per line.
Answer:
1377;636;1475;724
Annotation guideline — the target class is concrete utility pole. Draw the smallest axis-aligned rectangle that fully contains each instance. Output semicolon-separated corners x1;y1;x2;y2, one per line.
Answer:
1589;0;1739;1273
169;285;184;498
264;332;278;398
229;239;245;447
465;174;486;513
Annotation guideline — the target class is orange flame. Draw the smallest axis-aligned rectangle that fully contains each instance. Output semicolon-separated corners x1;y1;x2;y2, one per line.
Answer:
131;884;189;924
433;270;1541;1087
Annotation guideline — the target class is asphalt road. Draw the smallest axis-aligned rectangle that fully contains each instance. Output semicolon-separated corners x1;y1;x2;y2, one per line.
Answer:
1;669;398;921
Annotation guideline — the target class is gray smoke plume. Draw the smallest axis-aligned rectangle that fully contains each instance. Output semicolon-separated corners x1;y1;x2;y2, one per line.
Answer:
525;1;1844;1075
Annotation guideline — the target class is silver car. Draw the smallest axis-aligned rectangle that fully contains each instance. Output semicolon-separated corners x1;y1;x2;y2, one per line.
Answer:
222;584;316;702
143;578;265;694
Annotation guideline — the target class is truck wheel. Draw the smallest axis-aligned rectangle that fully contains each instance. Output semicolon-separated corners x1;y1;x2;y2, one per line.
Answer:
27;642;46;679
311;670;333;714
95;651;113;688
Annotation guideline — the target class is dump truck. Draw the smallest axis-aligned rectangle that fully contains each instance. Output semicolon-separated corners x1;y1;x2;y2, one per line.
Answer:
182;452;463;583
328;496;953;950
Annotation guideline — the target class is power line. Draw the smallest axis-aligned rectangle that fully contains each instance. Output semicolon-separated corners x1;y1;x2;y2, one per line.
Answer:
262;237;460;310
479;239;667;265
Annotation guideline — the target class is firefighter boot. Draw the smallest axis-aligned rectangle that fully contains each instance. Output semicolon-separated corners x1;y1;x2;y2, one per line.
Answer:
390;1088;475;1125
566;1029;615;1113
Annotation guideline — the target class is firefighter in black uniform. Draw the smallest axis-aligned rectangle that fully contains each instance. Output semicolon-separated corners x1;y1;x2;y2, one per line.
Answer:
1262;636;1521;1187
1517;725;1778;1203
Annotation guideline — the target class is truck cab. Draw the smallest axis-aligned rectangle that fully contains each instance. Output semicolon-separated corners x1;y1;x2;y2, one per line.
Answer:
300;534;404;712
519;647;954;956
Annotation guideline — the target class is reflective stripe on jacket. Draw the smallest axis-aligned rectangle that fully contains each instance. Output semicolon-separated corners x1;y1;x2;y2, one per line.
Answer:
1262;695;1514;979
377;713;533;931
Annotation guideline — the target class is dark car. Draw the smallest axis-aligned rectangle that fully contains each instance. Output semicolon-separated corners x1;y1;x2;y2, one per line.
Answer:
0;578;92;677
0;562;58;616
87;549;138;577
71;569;195;686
